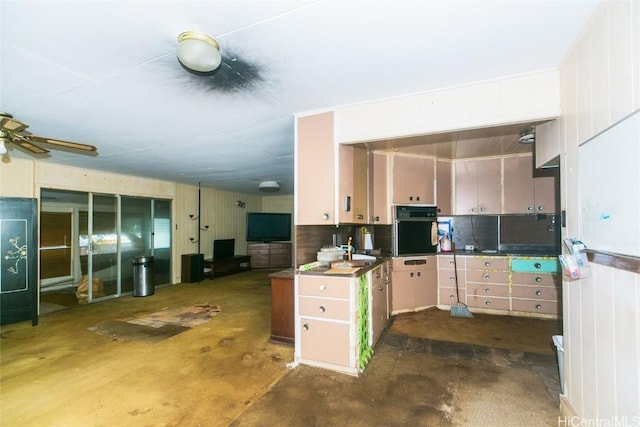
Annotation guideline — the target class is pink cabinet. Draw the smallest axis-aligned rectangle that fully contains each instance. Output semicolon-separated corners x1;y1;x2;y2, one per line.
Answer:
436;160;452;215
369;151;390;224
503;156;558;214
296;112;335;225
454;158;501;214
339;145;368;224
392;154;435;205
391;256;437;313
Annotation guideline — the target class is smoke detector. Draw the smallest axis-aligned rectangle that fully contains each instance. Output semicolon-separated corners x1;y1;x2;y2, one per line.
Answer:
258;181;280;192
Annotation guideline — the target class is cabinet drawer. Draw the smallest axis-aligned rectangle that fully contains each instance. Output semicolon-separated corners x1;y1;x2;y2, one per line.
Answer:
466;295;510;310
511;299;560;315
438;255;456;269
511;285;560;301
298;276;351;299
299;318;350;367
439;289;466;305
511;258;560;273
466;269;509;284
437;268;465;287
299;296;350;320
466;283;510;298
511;272;560;287
466;257;508;270
392;256;436;271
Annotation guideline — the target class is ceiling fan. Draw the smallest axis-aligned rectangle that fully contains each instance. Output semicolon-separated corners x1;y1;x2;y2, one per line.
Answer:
0;112;97;155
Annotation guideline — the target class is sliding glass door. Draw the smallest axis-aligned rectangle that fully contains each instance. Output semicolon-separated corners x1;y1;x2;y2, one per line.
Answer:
40;189;172;308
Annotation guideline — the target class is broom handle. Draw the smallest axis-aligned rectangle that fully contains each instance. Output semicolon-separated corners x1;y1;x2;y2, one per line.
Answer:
452;239;461;304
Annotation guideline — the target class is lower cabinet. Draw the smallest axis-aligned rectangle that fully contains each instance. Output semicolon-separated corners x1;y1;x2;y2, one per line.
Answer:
269;270;295;345
437;255;561;317
295;263;390;376
391;256;437;313
247;242;292;269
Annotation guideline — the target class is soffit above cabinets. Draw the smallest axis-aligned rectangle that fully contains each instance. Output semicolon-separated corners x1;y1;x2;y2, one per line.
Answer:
356;121;549;160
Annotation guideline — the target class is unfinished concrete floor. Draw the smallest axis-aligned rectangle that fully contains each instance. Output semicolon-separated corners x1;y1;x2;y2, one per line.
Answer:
1;270;562;426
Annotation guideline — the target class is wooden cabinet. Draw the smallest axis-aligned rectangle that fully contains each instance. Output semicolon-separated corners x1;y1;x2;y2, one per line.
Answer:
369;151;390;224
535;120;561;169
370;261;390;345
437;255;465;306
296;263;391;375
296;274;358;375
436;160;452;215
392;154;435;205
247;242;292;269
454;158;501;215
339;145;368;224
391;256;437;313
510;257;561;315
461;256;510;311
269;270;294;345
296;112;335;225
503;155;558;213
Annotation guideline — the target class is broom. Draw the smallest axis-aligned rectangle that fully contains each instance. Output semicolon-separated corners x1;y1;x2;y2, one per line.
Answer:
450;232;474;318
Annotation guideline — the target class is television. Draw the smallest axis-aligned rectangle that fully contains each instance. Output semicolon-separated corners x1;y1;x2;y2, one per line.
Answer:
246;212;291;242
213;239;235;260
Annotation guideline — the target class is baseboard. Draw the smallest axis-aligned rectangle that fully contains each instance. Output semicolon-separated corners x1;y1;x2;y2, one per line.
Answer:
559;394;578;418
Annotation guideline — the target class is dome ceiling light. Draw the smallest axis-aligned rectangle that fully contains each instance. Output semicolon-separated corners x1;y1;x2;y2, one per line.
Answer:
176;31;222;73
258;181;280;192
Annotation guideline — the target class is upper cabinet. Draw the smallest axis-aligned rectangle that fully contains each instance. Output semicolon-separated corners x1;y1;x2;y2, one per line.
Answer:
296;112;336;225
454;158;501;215
436;160;452;215
369;151;391;224
503;155;558;213
392;154;435;205
535;120;561;168
339;145;368;224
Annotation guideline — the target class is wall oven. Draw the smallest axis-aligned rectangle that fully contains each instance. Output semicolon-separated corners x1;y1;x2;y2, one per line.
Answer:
393;206;439;256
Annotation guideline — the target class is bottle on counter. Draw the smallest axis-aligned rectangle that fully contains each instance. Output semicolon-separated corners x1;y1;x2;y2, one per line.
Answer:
440;234;452;252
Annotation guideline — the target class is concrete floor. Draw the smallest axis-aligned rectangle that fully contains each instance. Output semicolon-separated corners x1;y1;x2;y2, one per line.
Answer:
1;270;562;426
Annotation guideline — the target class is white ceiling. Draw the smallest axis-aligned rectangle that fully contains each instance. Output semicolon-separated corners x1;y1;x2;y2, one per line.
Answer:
0;0;600;196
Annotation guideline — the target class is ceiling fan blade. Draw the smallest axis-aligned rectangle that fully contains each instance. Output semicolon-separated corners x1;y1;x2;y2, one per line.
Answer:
28;135;97;152
0;115;29;133
12;134;50;154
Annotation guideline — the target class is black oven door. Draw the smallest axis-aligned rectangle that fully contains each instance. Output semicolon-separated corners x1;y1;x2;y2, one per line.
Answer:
394;220;438;256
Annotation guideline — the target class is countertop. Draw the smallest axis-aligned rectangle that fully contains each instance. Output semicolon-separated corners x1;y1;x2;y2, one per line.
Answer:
297;258;388;278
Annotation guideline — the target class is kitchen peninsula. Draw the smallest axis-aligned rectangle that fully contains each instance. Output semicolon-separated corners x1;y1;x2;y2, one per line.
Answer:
295;258;390;376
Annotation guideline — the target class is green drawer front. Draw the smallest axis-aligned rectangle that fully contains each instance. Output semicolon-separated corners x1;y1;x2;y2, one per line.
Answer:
511;258;560;273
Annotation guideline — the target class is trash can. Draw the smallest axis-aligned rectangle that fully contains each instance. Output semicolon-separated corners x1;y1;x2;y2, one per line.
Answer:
132;256;154;297
552;335;565;394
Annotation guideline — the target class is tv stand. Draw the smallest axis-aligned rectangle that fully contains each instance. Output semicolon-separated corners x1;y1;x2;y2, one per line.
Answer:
203;255;251;278
247;242;292;269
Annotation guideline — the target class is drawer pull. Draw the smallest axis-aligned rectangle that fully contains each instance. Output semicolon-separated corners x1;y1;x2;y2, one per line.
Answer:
485;301;491;306
449;276;455;281
410;272;414;277
449;260;454;265
484;288;491;293
535;290;542;296
449;294;456;300
319;306;326;313
534;263;542;269
375;271;381;279
417;272;421;277
323;213;330;220
535;276;542;282
484;274;490;279
378;285;384;291
319;285;326;291
303;324;309;331
535;304;542;310
484;261;490;267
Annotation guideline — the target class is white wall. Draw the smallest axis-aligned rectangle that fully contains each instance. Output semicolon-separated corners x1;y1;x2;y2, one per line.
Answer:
559;0;640;419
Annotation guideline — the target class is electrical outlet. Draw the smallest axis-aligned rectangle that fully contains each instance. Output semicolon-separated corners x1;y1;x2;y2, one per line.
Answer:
464;245;474;251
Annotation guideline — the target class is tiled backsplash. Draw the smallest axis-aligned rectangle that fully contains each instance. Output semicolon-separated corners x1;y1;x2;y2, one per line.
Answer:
440;214;561;254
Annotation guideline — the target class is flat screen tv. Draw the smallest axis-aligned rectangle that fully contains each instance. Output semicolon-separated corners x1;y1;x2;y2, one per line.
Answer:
213;239;235;260
246;212;291;242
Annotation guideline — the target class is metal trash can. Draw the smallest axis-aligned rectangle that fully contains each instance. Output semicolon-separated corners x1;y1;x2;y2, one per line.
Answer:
132;256;154;297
